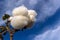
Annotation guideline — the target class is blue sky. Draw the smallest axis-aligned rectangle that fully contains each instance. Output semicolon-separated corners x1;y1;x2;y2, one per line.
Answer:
0;0;60;40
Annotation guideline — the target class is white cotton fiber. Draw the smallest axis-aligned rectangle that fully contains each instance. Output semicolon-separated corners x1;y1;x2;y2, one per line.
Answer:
10;6;37;29
29;15;36;22
11;16;29;29
28;10;37;22
28;10;37;17
12;6;28;16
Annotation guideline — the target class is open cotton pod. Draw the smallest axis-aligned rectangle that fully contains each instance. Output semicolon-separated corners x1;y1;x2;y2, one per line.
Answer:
10;16;29;29
12;5;28;16
28;10;37;17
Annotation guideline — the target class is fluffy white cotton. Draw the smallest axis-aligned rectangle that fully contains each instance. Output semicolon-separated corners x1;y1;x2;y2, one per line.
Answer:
11;16;29;29
29;15;36;22
12;6;28;16
10;6;37;29
28;10;37;22
28;10;37;17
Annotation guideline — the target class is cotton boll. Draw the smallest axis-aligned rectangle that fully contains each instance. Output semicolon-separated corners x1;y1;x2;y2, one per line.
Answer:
29;15;36;22
24;15;36;29
28;10;37;22
28;10;37;17
11;16;29;29
12;6;28;16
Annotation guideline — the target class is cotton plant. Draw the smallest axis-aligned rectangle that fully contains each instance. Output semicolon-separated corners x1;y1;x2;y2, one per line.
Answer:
9;5;37;30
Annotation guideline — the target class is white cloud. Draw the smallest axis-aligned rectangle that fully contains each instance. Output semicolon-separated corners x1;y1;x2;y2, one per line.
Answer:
37;0;60;22
29;0;38;8
33;30;51;40
33;22;60;40
29;0;37;5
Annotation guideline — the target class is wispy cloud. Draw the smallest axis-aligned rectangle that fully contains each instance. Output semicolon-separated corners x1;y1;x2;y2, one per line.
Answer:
27;20;60;40
33;24;60;40
36;0;60;22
